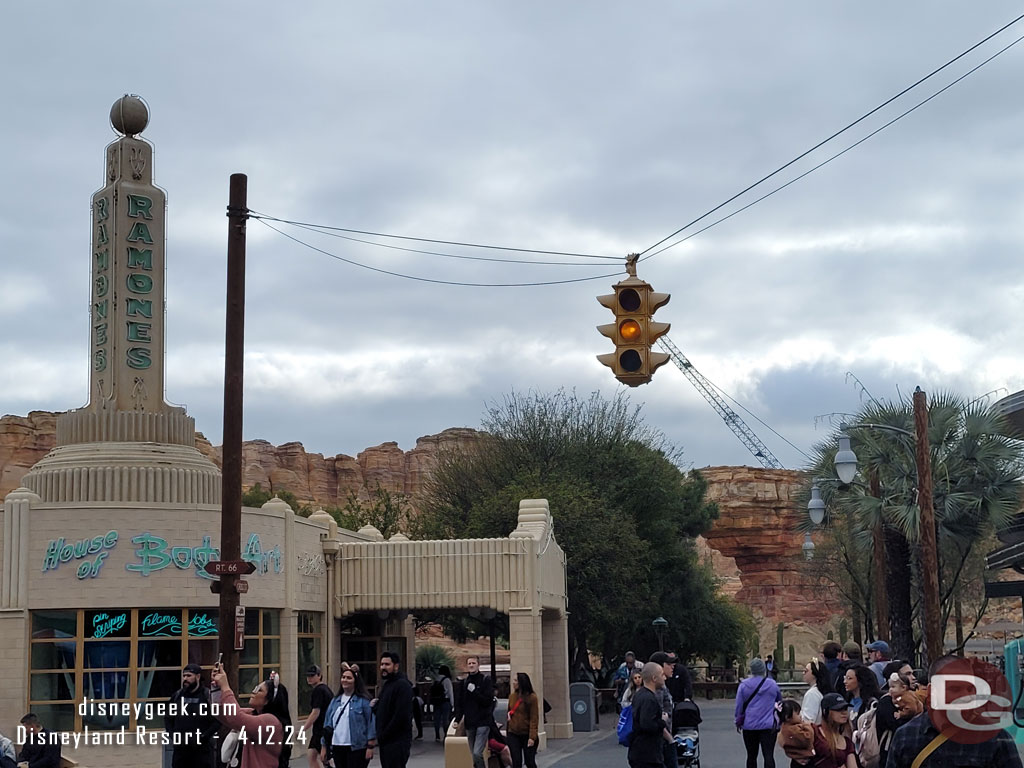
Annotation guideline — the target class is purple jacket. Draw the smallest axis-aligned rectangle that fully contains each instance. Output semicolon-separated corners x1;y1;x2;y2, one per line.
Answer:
734;675;782;731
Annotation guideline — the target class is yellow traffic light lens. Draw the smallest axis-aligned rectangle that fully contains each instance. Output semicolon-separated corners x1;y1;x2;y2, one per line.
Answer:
620;320;642;341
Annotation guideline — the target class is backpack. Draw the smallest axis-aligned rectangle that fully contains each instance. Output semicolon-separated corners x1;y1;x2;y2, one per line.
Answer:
430;678;446;702
852;700;881;768
617;704;634;747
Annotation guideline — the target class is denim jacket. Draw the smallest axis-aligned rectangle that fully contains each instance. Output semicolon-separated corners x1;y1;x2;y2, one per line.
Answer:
322;694;377;750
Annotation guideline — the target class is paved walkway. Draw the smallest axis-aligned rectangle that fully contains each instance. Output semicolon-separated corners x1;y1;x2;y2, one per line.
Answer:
290;699;755;768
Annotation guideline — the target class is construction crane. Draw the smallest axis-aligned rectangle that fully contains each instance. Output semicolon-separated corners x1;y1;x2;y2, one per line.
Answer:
657;335;785;469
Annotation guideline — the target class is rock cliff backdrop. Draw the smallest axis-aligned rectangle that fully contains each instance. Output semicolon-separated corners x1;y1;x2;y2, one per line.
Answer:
1;411;831;626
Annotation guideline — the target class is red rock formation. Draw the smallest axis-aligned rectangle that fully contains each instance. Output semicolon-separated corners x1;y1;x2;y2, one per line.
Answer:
0;411;478;509
700;465;842;623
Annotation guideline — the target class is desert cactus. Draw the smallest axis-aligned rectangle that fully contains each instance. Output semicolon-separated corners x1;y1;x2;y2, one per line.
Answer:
839;619;849;646
827;630;834;640
788;644;795;671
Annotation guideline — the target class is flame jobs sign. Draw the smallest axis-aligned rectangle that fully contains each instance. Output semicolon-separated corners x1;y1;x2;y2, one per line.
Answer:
41;532;282;581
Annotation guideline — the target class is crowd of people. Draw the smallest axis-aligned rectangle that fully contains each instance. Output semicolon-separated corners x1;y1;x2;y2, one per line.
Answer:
735;640;1023;768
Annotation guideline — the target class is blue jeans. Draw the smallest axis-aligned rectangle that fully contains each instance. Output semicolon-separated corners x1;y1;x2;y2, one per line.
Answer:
469;726;489;768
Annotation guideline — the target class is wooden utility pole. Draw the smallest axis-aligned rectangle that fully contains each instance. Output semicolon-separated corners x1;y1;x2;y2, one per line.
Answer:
219;173;248;690
914;387;943;666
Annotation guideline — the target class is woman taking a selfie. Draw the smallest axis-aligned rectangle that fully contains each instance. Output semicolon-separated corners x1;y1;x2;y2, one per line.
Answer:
212;666;292;768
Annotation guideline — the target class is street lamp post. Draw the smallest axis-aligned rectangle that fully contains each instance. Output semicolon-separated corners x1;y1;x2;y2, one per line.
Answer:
829;387;942;666
652;616;668;652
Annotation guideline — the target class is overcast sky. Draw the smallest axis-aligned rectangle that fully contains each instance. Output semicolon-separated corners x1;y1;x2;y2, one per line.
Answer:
3;2;1024;470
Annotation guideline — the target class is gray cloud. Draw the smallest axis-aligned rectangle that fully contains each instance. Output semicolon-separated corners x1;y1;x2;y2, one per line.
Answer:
4;1;1024;473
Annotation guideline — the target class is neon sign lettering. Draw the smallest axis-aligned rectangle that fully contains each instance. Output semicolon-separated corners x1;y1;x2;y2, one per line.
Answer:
42;531;282;581
42;531;118;579
140;611;182;637
125;533;282;579
188;612;218;636
91;612;128;639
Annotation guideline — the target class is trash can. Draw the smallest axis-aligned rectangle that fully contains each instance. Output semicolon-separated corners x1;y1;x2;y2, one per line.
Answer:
569;681;596;732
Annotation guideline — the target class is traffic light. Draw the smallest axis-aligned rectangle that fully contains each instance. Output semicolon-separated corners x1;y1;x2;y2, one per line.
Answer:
596;274;671;386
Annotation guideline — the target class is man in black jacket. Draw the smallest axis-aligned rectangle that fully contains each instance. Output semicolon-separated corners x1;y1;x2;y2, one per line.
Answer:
458;655;495;768
665;652;693;703
628;663;671;768
16;713;61;768
166;663;219;768
376;652;414;768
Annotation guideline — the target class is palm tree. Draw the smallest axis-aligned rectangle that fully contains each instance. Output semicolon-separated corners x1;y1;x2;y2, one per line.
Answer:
802;391;1023;663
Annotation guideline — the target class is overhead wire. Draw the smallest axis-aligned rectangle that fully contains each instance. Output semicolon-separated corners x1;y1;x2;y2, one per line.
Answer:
249;209;620;261
637;10;1024;260
255;216;613;267
254;218;624;287
640;28;1024;261
704;375;815;464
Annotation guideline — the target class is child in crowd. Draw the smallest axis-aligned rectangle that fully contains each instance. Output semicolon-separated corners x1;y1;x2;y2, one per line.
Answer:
777;698;815;767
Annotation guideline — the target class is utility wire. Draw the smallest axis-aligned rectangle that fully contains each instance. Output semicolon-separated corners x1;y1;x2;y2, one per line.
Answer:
705;375;814;464
250;210;620;261
637;10;1024;260
640;29;1024;261
254;218;624;287
265;218;611;267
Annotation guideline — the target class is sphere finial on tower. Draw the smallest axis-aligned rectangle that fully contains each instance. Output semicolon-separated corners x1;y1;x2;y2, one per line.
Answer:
110;94;149;136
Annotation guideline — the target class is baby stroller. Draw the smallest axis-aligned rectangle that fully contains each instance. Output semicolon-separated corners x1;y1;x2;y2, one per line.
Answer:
672;700;701;768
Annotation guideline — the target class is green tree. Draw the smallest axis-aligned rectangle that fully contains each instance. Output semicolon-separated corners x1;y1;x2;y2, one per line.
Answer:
241;482;311;515
416;389;750;671
802;391;1023;662
338;483;412;538
416;644;458;681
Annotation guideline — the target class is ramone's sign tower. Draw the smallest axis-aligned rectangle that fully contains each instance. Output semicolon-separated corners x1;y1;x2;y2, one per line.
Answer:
23;96;219;505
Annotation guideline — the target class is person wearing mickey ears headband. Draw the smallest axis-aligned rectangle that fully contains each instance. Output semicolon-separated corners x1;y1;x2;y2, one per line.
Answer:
212;664;293;768
321;663;377;768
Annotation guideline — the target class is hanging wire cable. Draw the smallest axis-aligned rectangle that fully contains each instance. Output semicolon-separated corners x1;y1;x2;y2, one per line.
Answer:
249;210;620;261
254;218;625;287
640;28;1024;262
704;376;815;463
637;11;1024;260
264;218;612;267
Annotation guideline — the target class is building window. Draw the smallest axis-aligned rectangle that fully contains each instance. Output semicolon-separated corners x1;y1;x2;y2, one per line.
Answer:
296;612;324;717
28;608;279;731
237;608;281;706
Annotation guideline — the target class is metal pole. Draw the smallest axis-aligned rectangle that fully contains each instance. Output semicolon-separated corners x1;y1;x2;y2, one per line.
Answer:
220;173;248;691
914;387;943;667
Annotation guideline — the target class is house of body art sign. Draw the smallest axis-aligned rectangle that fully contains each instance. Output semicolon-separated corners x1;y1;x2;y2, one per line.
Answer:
42;531;283;580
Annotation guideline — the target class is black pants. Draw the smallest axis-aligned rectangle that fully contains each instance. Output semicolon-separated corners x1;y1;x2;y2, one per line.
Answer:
332;744;370;768
505;731;537;768
663;736;679;768
379;739;411;768
742;729;776;768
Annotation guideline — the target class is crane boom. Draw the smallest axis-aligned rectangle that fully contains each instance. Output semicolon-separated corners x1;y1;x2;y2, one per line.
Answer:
657;335;785;469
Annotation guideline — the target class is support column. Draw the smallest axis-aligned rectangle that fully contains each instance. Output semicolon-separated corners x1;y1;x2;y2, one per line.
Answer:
3;488;39;608
541;609;571;739
508;607;547;746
